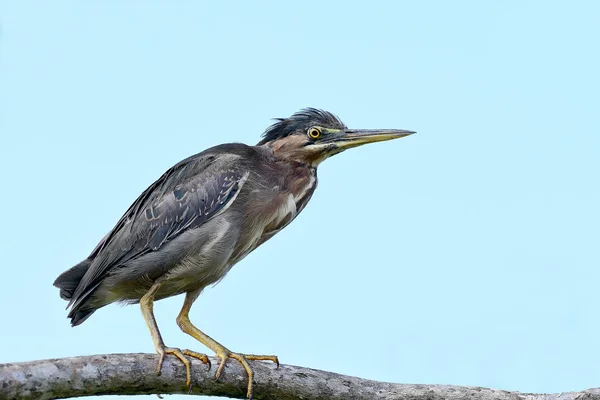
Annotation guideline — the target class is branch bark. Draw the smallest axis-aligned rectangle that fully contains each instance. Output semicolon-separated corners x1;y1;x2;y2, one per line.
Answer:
0;353;598;400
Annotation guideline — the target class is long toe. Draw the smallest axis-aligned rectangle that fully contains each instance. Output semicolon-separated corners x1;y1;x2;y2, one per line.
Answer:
155;346;208;389
244;354;279;368
183;349;211;369
214;351;279;399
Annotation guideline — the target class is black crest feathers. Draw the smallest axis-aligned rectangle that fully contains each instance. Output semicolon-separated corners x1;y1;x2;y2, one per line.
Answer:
258;108;346;145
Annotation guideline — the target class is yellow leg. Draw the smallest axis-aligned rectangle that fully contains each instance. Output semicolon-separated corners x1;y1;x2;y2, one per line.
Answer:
140;282;211;390
176;291;279;399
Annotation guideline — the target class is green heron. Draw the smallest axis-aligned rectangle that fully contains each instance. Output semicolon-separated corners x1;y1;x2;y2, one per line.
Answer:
54;108;414;398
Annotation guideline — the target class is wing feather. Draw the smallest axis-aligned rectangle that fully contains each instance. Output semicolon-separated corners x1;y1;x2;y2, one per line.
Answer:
68;150;249;308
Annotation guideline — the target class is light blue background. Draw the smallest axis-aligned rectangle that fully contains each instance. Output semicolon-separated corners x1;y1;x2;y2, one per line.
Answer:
1;1;599;399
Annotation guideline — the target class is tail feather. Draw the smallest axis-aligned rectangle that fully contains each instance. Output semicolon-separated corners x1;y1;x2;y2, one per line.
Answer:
69;308;97;326
54;259;100;325
53;259;92;300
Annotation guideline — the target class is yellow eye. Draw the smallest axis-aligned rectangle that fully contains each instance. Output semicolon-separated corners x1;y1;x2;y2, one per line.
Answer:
308;127;321;139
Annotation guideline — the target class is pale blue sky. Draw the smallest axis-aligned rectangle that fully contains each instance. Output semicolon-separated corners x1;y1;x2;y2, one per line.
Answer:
1;1;599;399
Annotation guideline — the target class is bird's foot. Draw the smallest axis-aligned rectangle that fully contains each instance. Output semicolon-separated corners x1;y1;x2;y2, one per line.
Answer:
155;346;211;390
214;348;279;399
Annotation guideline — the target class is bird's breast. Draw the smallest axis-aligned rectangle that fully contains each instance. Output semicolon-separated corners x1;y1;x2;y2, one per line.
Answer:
260;168;317;239
232;168;317;263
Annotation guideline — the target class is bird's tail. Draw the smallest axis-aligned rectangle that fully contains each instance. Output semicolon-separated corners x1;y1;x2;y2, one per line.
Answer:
53;259;92;300
54;259;100;326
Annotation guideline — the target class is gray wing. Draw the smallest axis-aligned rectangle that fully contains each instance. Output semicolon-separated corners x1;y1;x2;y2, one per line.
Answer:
68;150;249;308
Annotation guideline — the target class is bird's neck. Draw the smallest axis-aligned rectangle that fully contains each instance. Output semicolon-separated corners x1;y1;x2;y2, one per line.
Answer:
263;136;326;167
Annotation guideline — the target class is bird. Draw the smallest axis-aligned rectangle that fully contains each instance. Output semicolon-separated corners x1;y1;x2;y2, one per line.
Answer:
54;108;414;399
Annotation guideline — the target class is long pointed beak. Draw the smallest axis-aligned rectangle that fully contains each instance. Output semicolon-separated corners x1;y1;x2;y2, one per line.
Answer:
333;129;416;149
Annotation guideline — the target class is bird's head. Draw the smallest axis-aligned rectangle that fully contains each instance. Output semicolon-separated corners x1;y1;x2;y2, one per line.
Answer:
257;108;414;166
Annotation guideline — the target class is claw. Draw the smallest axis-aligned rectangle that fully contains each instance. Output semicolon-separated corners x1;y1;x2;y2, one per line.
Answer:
154;345;210;390
156;352;166;375
183;349;212;370
155;346;192;387
213;351;279;399
214;352;227;382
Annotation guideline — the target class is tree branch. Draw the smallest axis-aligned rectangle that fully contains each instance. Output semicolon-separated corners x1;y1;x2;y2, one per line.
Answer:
0;353;598;400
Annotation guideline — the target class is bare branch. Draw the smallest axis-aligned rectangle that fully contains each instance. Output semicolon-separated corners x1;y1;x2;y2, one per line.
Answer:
0;353;598;400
